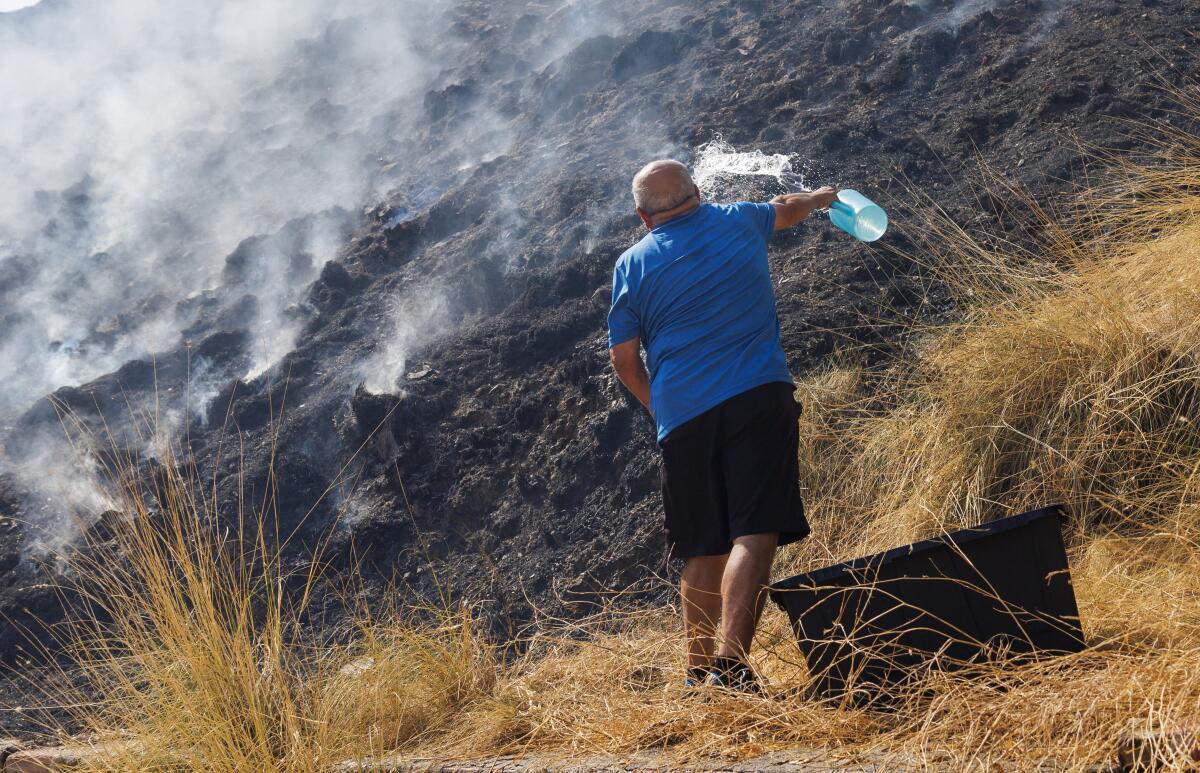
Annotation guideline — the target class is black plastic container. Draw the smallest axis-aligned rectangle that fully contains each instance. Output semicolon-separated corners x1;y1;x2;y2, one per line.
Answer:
768;505;1084;700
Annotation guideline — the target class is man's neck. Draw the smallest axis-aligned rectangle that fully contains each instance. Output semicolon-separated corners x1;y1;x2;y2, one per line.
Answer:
650;197;701;227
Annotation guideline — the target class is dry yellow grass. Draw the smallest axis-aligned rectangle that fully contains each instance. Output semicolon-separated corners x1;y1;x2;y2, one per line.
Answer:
30;94;1200;771
33;446;496;772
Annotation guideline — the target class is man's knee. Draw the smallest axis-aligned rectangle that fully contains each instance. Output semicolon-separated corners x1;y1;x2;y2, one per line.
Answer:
682;553;728;584
731;531;779;556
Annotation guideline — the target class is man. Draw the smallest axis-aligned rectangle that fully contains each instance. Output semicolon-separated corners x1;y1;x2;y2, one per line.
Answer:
608;159;837;692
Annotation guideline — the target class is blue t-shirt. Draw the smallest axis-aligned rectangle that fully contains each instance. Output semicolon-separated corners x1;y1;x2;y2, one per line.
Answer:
608;201;793;441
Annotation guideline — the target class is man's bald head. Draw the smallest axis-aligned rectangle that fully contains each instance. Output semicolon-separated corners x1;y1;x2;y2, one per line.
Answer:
631;159;698;217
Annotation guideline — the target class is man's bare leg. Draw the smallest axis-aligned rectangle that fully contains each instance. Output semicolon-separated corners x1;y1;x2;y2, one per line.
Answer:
680;554;727;669
718;532;779;660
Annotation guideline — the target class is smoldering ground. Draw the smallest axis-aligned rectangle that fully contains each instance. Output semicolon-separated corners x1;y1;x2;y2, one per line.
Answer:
0;0;658;539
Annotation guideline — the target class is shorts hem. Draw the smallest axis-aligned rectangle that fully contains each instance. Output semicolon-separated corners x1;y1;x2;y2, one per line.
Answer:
669;523;810;561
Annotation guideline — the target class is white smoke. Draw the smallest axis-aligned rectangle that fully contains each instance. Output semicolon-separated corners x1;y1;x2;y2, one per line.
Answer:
0;0;673;539
360;287;452;395
0;0;464;539
0;0;448;424
908;0;1069;41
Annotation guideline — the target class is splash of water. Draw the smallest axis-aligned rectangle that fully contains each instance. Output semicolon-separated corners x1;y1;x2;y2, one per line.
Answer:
691;137;810;193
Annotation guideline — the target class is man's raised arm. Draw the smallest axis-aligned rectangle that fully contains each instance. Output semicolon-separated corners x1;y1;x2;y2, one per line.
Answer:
770;186;839;231
609;337;651;414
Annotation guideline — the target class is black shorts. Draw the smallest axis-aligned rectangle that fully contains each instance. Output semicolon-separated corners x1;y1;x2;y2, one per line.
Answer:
659;381;809;560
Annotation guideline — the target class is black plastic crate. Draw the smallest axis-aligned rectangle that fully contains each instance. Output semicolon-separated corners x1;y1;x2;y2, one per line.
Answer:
768;505;1085;700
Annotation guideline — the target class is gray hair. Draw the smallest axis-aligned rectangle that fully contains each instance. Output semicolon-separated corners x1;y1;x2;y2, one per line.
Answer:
631;159;696;215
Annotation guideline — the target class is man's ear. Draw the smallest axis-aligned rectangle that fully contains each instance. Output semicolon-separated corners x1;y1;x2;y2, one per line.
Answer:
636;208;654;230
694;184;701;203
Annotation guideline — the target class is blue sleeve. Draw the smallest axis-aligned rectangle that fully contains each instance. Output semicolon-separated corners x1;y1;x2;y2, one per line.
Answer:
734;201;776;241
607;263;640;347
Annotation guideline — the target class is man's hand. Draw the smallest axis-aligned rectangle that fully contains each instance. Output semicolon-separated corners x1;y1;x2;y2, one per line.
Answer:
770;186;839;231
609;337;652;415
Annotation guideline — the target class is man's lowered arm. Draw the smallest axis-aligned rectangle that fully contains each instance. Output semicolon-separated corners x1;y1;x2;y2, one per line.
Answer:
609;337;651;414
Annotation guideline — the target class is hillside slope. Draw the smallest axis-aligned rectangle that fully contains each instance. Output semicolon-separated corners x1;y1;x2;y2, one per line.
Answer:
2;0;1198;655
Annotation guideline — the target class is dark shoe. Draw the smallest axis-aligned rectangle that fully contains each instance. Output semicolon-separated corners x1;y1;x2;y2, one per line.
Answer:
704;656;764;695
683;665;710;689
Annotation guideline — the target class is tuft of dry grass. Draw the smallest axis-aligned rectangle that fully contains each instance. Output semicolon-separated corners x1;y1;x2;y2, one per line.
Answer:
25;444;497;773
